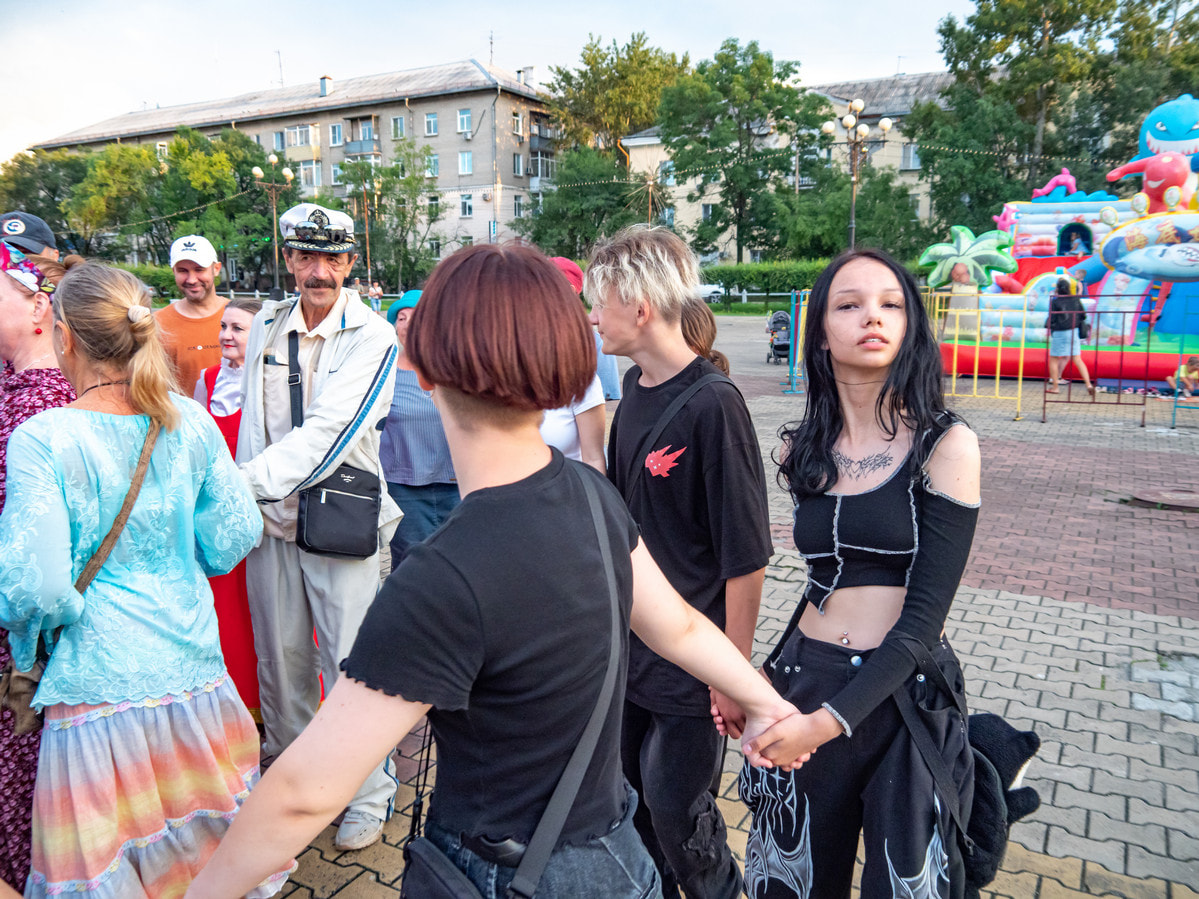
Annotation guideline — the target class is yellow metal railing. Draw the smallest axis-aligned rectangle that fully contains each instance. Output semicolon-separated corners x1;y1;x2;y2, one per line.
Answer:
935;292;1028;421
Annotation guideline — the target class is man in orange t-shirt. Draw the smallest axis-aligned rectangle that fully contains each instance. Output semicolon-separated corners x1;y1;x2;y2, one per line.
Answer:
157;235;226;393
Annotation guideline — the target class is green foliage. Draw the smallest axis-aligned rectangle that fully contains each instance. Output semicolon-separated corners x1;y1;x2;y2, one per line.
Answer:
918;225;1016;287
115;263;180;299
511;147;641;258
778;167;933;261
341;139;443;291
700;260;830;293
547;33;691;151
0;149;93;254
658;38;829;263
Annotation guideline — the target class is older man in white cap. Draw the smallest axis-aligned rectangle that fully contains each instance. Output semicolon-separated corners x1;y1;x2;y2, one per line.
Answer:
237;203;401;850
158;234;225;393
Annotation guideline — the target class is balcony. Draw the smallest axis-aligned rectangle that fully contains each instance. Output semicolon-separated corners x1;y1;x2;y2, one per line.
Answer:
529;132;553;153
284;144;320;163
344;138;382;157
528;155;557;191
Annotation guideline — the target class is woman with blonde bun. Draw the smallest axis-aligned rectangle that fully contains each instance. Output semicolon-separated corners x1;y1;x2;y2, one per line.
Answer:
0;263;291;897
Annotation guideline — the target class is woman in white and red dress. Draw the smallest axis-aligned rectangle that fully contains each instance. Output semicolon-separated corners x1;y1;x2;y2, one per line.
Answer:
194;297;262;717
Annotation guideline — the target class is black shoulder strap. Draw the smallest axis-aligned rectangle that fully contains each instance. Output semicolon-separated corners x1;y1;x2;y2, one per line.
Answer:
890;632;973;852
505;468;622;898
623;372;735;501
287;328;303;429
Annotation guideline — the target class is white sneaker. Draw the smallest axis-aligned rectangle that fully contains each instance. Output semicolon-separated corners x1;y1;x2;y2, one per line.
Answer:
335;809;384;851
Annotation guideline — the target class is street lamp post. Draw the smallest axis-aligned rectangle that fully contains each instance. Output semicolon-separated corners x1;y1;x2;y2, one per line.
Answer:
822;99;893;249
251;153;294;301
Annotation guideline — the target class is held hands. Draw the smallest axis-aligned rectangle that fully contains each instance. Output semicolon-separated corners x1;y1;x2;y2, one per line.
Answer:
743;708;845;772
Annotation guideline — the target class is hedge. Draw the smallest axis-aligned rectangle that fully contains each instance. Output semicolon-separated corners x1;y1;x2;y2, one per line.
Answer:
115;264;180;304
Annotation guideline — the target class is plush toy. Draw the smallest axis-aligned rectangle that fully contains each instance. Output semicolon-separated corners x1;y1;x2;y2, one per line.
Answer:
963;713;1042;899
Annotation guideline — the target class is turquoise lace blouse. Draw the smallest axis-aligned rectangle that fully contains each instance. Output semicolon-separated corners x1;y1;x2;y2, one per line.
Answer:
0;396;263;708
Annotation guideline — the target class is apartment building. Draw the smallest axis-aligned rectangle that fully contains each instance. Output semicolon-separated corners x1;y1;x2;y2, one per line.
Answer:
621;71;953;261
34;60;556;252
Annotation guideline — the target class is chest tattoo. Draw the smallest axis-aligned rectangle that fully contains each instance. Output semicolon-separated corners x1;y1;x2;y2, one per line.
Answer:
832;448;894;480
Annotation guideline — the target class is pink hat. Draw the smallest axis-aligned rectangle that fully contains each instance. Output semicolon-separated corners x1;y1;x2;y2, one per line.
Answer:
549;257;584;294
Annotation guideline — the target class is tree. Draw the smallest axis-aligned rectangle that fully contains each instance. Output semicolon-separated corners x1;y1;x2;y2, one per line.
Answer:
0;149;93;254
546;33;691;153
511;147;641;259
341;138;443;291
657;38;829;263
64;143;161;260
778;167;933;262
936;0;1116;185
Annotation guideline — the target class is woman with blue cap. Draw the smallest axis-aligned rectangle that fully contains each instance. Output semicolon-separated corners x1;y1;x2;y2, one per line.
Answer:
381;290;459;567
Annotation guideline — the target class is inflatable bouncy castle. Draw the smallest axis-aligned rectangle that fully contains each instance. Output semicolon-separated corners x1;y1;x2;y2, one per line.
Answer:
924;94;1199;382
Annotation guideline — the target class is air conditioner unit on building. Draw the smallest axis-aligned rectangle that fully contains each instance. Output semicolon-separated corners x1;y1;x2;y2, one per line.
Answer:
482;192;492;202
464;131;473;141
516;134;524;144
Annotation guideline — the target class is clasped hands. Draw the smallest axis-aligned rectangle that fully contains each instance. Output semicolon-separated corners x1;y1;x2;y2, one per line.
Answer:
711;678;843;773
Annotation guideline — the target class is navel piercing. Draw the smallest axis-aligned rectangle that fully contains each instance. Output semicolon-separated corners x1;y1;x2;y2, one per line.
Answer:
841;631;850;645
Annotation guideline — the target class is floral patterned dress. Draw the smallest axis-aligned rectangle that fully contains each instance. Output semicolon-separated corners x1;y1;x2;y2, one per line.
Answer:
0;364;75;890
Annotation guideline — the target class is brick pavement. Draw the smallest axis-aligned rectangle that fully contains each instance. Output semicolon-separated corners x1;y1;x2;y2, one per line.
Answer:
278;317;1199;896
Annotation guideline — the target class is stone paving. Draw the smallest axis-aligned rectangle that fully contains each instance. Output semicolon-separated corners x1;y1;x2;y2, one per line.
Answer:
280;316;1199;897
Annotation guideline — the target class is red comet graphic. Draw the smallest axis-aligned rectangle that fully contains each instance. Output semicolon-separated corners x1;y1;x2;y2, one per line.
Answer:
645;445;686;477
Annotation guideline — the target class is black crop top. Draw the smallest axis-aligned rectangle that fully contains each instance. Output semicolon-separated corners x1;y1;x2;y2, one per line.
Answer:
792;453;918;612
770;418;980;735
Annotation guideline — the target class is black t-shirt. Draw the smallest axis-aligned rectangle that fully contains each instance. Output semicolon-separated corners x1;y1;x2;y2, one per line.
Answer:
342;451;640;845
607;356;772;715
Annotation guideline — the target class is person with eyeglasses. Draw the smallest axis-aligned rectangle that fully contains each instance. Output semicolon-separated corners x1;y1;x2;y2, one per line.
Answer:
236;203;402;852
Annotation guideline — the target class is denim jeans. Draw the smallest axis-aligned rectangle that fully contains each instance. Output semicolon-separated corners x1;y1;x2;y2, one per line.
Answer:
386;481;460;568
621;700;743;899
423;783;662;899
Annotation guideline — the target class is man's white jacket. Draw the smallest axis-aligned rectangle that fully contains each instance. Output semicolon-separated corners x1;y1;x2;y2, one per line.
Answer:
237;290;402;537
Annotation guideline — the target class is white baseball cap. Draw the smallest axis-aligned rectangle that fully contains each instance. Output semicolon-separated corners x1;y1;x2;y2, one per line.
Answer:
170;235;219;268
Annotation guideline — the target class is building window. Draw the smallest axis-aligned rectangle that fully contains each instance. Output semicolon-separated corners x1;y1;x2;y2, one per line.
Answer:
426;154;439;178
329;124;342;146
658;160;676;186
391;116;406;140
661;206;676;227
425;113;438;136
428;195;439;218
273;131;285;151
461;236;473;247
460;194;473;217
514;195;525;218
155;142;169;159
459;151;473;175
702;204;714;222
512;112;523;134
331;164;342;186
457;108;472;134
429;238;441;259
750;249;764;263
513;154;524;176
253;134;261;145
298;160;321;188
286;124;311;147
901;143;921;170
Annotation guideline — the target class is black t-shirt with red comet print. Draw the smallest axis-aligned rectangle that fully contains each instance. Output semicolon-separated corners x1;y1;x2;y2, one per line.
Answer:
607;356;772;716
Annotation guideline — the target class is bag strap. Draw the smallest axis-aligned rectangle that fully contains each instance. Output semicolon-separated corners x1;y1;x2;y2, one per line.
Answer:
505;468;622;898
889;632;973;852
74;419;161;596
287;327;303;429
624;372;734;501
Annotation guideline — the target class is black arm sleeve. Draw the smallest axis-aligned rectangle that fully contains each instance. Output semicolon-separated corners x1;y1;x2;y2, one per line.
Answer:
823;489;979;734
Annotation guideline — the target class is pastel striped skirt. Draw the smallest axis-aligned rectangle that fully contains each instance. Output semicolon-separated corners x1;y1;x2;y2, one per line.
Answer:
27;675;292;898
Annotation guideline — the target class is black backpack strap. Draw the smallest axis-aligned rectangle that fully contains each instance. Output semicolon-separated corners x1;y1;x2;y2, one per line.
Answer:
287;327;304;429
623;372;735;501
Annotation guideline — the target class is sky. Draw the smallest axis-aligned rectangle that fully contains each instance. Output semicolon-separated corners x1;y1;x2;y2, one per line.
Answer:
1;0;978;163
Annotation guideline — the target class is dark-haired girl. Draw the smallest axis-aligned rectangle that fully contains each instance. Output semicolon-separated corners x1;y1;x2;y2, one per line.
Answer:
187;244;807;899
727;249;982;898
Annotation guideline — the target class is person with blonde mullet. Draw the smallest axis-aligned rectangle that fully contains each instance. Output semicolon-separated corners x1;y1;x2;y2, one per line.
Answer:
0;263;291;897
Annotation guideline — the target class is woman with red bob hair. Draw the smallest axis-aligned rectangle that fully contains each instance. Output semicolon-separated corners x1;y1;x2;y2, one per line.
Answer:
188;244;811;899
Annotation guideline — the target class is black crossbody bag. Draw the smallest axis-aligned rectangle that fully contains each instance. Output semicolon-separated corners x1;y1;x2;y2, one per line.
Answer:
401;468;622;899
288;330;381;559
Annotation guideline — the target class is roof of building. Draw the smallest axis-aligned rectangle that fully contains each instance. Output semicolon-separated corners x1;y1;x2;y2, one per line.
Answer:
35;59;542;149
806;71;954;117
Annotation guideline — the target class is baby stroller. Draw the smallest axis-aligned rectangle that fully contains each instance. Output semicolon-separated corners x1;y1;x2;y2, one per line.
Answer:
766;310;791;364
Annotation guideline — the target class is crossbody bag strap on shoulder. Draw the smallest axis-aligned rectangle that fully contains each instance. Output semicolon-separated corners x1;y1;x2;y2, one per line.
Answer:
623;372;735;501
287;327;304;429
